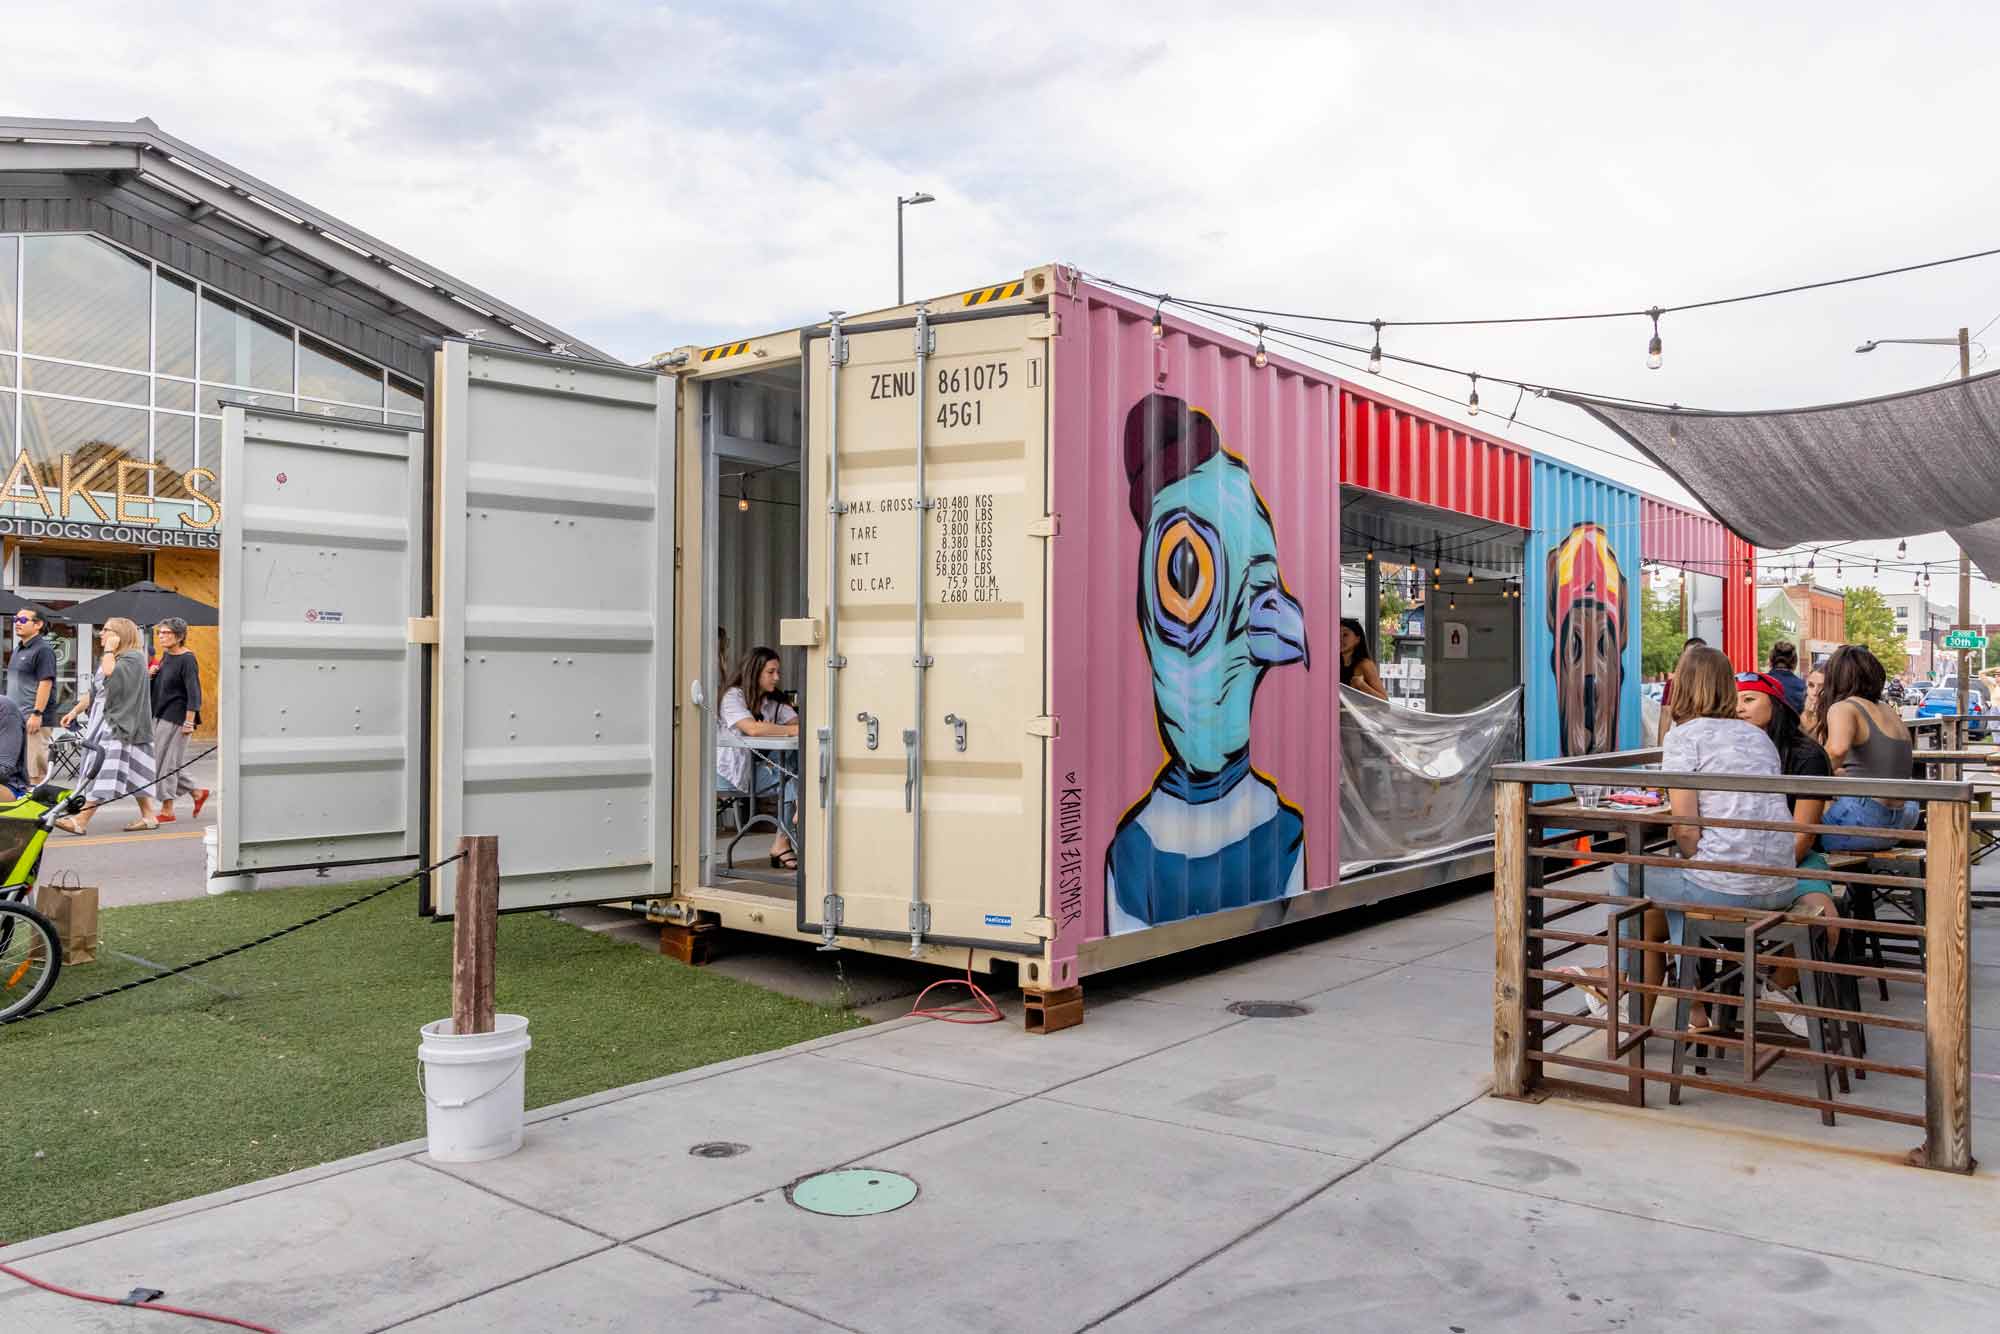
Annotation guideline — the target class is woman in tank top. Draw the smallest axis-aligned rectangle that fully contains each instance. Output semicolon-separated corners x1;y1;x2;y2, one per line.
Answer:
1813;644;1919;851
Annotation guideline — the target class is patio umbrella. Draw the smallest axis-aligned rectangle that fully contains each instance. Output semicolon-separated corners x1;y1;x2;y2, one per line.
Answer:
61;581;217;628
0;590;62;621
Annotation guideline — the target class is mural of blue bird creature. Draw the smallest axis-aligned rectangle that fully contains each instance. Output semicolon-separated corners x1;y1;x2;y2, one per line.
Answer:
1107;392;1310;934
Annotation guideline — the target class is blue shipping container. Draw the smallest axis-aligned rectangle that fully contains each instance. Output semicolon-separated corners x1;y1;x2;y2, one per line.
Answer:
1523;457;1644;770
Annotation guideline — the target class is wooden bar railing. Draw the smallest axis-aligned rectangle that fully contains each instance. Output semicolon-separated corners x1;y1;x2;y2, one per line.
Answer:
1492;746;1977;1173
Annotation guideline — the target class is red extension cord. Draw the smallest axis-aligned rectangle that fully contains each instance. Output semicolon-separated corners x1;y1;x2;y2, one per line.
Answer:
0;1261;278;1332
908;948;1005;1024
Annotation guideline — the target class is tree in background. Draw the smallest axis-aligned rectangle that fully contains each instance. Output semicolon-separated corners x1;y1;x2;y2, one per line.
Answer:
1377;587;1410;662
1641;583;1685;678
1841;585;1907;676
1757;612;1792;666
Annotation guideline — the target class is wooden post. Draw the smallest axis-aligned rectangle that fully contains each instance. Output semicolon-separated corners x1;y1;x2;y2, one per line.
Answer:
1919;800;1973;1172
452;835;499;1037
1494;779;1531;1099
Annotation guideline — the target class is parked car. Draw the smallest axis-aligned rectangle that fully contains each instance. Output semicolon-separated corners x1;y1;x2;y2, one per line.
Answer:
1914;686;1992;737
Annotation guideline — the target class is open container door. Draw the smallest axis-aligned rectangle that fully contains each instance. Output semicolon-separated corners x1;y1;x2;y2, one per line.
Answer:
217;406;424;873
428;342;677;916
801;299;1050;958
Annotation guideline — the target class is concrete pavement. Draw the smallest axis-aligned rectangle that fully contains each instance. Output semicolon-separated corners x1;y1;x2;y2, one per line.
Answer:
4;879;1996;1332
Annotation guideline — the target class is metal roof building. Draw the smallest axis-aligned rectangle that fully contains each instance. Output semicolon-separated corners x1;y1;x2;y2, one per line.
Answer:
0;116;609;378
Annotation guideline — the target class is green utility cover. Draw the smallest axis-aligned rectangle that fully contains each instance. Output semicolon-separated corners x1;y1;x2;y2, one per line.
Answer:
788;1169;920;1217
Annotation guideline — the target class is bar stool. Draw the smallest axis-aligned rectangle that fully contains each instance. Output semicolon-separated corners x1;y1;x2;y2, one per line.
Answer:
1668;903;1850;1125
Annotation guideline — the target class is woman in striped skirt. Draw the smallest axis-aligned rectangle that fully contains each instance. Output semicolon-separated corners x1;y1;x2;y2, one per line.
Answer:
55;616;158;835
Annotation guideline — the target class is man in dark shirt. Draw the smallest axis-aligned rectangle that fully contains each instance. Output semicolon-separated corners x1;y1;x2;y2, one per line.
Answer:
6;608;58;783
1766;640;1809;716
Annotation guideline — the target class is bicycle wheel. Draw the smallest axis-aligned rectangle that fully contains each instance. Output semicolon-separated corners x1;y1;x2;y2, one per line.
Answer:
0;901;61;1023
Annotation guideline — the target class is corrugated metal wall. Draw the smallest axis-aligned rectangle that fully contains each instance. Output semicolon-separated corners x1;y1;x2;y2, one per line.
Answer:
1338;384;1532;527
1639;494;1757;671
1524;458;1643;764
1049;283;1338;967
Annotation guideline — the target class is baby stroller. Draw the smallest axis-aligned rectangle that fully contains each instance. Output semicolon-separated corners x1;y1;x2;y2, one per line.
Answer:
0;730;105;1023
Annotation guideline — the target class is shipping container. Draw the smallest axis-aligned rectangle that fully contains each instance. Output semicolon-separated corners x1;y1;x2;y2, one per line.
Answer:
1640;494;1757;671
214;263;1742;1017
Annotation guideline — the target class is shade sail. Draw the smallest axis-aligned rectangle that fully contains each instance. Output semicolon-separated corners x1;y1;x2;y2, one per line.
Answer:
1555;369;2000;566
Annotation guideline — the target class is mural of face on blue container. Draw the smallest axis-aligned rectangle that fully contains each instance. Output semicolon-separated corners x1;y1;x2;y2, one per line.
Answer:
1106;392;1309;934
1546;521;1627;757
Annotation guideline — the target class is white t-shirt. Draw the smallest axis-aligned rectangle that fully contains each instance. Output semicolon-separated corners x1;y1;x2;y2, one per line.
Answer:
716;686;797;792
1661;716;1795;895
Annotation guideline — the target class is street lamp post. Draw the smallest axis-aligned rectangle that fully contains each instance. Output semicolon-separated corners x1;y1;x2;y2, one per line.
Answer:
896;192;935;305
1856;328;1975;729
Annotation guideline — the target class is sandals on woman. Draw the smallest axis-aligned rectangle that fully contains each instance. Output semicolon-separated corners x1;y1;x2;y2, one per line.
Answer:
769;848;799;870
1553;965;1609;1020
124;819;159;832
54;817;87;836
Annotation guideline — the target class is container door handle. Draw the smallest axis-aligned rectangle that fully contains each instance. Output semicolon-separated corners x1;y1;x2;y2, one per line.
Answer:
856;712;879;750
943;712;968;753
817;726;832;806
902;728;919;812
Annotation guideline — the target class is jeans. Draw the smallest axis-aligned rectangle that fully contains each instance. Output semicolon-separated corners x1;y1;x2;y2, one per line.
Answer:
1610;863;1798;981
1820;797;1919;852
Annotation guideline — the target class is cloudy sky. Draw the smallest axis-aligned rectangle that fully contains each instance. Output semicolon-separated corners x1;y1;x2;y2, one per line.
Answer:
12;2;1997;611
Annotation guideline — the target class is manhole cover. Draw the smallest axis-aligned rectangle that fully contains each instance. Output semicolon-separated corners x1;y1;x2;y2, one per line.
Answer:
689;1141;750;1159
1226;1000;1311;1018
788;1169;920;1217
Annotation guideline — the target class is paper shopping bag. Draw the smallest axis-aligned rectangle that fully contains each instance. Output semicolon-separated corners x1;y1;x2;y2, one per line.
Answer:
34;876;99;965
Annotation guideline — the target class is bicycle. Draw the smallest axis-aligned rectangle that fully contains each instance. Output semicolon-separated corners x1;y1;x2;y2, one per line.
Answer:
0;730;103;1023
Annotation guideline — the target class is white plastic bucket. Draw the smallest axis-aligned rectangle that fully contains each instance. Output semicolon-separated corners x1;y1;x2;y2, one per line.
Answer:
202;826;255;895
418;1014;532;1163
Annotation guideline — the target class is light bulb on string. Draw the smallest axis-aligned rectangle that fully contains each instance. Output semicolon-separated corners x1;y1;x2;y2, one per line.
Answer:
1449;593;1457;610
1365;546;1375;562
1897;538;1907;560
1466;372;1481;417
1150;296;1167;340
1645;306;1663;370
1252;323;1269;369
1367;319;1383;375
737;480;751;513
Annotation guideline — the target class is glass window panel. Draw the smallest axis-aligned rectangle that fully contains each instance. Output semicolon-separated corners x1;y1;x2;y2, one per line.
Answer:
0;356;13;389
200;385;290;415
154;377;195;411
21;358;148;404
153;412;194;500
387;411;423;430
21;236;151;369
298;399;383;423
0;236;15;351
18;549;150;591
19;395;148;496
199;416;220;471
156;271;196;378
0;391;13;463
387;374;423;417
200;290;292;392
299;334;382;405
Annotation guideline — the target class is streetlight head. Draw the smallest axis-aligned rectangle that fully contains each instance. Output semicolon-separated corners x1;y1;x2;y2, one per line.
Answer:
1854;341;1878;354
903;191;935;206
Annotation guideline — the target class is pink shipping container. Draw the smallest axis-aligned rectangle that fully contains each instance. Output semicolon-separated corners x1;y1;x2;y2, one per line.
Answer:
648;265;1395;1004
1640;494;1758;672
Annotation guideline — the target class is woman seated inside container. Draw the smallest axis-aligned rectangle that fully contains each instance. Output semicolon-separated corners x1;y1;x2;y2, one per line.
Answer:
1813;644;1918;850
1735;670;1843;1033
1338;618;1387;701
1558;647;1796;1022
716;645;801;870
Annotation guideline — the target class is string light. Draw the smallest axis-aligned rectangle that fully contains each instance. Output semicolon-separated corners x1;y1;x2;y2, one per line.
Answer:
1367;319;1383;375
1151;296;1167;339
1646;306;1664;370
1897;539;1908;560
1365;546;1375;562
1466;372;1481;417
737;479;751;512
1449;592;1458;610
1252;323;1269;369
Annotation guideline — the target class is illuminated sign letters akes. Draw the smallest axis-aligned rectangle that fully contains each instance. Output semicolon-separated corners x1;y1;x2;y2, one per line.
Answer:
0;452;220;531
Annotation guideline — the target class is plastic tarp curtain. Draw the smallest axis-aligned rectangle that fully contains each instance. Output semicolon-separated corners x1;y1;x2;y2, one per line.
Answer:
1554;370;2000;575
1339;684;1521;876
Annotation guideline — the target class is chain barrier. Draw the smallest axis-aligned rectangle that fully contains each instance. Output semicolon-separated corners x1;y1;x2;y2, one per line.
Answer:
1;850;466;1026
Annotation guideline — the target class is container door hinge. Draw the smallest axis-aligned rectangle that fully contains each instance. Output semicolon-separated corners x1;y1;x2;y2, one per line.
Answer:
828;332;849;367
908;902;932;935
914;324;936;356
1028;314;1061;340
1027;515;1059;538
819;894;844;951
1026;716;1060;739
405;616;439;645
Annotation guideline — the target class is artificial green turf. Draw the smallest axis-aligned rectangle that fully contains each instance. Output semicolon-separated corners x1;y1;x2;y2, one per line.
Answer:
0;880;862;1244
